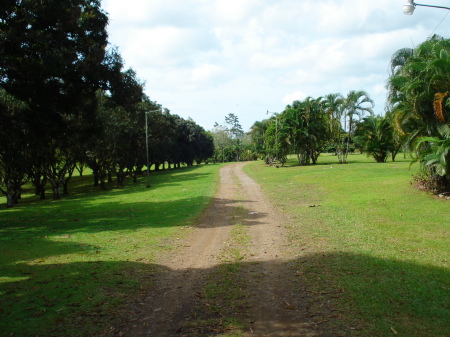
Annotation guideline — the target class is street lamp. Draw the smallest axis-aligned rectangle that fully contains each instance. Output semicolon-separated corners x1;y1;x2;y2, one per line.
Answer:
403;0;450;15
266;110;279;162
145;108;162;188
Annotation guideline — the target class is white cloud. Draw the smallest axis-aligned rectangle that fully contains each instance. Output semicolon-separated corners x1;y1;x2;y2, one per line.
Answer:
190;64;228;87
102;0;450;131
282;91;308;105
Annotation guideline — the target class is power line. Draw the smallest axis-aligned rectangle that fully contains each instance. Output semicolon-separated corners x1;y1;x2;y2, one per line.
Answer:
428;11;450;38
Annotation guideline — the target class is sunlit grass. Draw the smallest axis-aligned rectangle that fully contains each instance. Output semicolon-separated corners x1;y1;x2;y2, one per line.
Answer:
244;154;449;337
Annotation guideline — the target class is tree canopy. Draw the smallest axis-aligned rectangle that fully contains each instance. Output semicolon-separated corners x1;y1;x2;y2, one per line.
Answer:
0;1;215;207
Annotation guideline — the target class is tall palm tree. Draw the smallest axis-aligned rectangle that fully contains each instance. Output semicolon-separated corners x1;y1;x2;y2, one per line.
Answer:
249;120;269;161
324;93;346;163
341;90;374;163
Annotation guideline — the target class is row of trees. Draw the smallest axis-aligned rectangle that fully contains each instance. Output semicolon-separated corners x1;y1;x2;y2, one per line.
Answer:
248;35;450;193
249;90;378;166
0;0;213;208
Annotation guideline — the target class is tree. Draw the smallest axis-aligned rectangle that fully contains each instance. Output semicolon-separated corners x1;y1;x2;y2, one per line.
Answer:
1;0;111;199
342;90;374;162
388;36;450;140
284;97;329;166
324;93;346;161
264;113;290;166
0;0;109;127
211;123;232;163
0;89;32;207
147;107;177;170
355;115;395;163
249;120;270;162
224;113;244;161
387;35;450;192
413;124;450;193
175;118;212;166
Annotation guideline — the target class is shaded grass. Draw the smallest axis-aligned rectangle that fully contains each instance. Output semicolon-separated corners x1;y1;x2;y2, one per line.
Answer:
0;164;223;336
244;154;449;337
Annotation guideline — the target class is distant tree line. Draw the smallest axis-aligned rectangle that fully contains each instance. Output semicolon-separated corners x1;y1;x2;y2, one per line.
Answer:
210;113;257;163
249;90;377;166
0;0;213;208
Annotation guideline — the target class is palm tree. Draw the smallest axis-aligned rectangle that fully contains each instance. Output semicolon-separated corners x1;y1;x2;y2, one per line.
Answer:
323;93;346;162
355;115;394;163
284;97;328;165
388;36;450;138
413;124;450;192
249;120;270;162
341;90;374;163
387;35;450;192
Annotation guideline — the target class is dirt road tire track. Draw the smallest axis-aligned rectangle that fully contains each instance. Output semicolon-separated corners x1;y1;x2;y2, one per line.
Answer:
114;163;328;336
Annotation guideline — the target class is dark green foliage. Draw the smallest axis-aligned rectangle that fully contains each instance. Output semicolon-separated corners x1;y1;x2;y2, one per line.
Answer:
0;0;109;127
0;1;215;207
0;89;32;207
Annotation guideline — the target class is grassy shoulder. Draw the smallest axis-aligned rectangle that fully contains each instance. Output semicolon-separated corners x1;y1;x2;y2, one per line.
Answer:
244;154;449;337
0;164;224;336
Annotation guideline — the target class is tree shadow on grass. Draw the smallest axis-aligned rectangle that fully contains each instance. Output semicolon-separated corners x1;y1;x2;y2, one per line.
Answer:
0;196;266;233
1;251;448;336
0;197;268;266
293;252;450;336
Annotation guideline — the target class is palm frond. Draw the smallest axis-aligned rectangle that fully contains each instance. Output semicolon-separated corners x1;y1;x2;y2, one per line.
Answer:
437;123;450;138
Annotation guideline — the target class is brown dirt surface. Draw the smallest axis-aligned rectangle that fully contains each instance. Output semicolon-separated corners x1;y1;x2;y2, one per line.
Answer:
112;163;331;336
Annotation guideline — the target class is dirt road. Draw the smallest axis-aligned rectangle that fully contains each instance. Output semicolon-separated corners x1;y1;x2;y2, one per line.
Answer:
116;163;327;336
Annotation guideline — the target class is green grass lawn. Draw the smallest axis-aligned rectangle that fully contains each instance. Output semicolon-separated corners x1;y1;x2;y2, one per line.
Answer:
0;164;223;336
2;155;449;336
244;154;449;337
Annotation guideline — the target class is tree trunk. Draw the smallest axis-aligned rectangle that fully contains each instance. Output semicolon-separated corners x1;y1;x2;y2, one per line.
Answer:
52;184;61;200
93;171;99;186
99;170;107;190
6;193;16;208
63;165;76;195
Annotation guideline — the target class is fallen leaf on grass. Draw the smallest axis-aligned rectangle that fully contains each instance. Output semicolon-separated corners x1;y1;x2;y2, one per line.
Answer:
391;327;398;334
67;302;81;307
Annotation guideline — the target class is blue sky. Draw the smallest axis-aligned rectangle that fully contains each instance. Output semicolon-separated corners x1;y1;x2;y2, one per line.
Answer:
102;0;450;131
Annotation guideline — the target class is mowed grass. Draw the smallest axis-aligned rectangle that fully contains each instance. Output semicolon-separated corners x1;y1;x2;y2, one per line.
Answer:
244;154;449;337
0;164;223;336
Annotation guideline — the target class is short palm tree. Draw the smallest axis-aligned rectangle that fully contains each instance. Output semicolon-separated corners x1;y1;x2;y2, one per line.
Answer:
415;124;450;179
